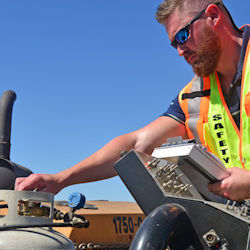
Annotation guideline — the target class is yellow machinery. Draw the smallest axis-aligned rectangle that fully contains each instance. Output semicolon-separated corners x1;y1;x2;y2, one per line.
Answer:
54;200;145;249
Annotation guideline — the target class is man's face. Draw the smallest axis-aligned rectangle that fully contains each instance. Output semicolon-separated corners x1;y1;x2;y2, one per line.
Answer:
165;10;222;77
188;23;222;77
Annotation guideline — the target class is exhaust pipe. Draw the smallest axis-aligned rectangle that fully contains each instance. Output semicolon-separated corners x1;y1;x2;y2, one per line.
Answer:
0;90;16;160
0;90;32;189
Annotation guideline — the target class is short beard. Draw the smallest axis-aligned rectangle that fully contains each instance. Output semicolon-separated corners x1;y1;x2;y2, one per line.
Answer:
188;25;222;77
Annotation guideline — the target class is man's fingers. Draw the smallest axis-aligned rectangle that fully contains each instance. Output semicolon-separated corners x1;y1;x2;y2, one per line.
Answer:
15;174;45;191
208;180;232;199
207;181;222;193
14;177;26;190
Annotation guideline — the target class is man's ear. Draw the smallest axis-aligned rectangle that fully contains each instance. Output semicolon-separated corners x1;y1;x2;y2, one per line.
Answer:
205;3;221;27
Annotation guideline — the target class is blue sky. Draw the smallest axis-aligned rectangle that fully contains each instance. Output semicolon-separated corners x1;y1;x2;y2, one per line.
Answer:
0;1;248;202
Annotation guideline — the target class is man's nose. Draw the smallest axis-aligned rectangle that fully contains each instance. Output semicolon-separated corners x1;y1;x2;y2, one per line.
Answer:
177;45;188;57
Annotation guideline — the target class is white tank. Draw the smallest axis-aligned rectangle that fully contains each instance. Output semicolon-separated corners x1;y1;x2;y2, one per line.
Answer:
0;190;75;250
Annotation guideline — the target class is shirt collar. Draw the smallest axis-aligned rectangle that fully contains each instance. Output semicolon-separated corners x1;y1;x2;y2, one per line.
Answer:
231;25;250;87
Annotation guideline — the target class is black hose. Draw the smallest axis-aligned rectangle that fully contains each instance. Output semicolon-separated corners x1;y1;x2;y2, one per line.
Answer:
130;203;202;250
0;90;16;160
0;90;33;189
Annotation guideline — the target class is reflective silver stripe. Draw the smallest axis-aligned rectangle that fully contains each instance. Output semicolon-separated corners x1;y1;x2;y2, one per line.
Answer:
187;76;204;144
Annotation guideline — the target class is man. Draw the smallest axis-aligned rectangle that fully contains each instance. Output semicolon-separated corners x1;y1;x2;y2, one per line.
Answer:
15;0;250;201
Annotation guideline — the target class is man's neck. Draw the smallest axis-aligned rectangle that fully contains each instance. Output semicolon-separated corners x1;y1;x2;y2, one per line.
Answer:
217;30;243;95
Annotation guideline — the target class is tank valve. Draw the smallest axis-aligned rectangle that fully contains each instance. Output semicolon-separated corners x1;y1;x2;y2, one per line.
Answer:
62;192;89;228
68;192;86;212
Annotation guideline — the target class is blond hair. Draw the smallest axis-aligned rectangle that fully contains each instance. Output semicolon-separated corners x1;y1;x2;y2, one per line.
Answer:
155;0;224;24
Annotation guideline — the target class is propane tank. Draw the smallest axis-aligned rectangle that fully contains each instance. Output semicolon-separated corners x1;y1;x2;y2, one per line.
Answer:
0;190;75;249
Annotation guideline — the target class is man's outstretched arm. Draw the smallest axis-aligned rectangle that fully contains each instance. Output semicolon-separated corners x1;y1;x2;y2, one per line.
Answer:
15;116;187;194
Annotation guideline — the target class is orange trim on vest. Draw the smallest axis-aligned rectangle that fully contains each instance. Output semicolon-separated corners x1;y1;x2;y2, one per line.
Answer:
179;84;191;115
179;77;194;139
244;92;250;117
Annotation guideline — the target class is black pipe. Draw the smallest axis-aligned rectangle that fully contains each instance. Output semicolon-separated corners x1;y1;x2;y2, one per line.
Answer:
0;90;16;160
130;203;202;250
0;90;32;189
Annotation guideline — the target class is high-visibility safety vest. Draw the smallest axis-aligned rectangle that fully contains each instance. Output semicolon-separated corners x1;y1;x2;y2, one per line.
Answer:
179;39;250;169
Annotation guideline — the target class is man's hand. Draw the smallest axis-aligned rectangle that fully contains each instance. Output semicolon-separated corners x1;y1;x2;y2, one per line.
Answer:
208;167;250;201
15;173;62;194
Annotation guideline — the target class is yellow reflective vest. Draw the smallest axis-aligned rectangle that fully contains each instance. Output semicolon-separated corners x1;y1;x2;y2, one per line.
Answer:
179;38;250;169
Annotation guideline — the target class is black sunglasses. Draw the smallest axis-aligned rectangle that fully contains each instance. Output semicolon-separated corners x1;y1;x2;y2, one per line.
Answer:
171;2;220;48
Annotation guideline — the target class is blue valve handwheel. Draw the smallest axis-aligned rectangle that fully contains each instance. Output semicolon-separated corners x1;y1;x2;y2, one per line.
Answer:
68;192;86;210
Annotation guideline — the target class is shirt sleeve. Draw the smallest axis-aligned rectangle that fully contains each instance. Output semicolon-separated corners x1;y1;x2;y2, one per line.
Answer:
161;95;185;125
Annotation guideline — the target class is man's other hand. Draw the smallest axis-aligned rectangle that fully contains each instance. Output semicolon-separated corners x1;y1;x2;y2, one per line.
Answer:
208;167;250;201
